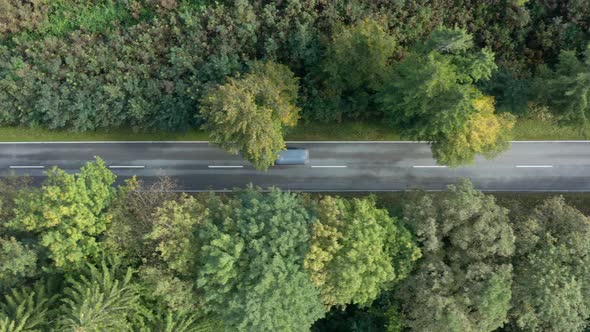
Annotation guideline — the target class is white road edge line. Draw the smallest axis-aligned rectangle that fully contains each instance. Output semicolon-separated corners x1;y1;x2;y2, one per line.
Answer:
208;165;244;168
9;165;44;169
311;165;347;168
413;165;448;168
109;165;145;169
515;165;553;168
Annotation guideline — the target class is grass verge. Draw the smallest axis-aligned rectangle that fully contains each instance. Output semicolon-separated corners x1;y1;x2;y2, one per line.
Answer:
512;118;590;140
0;127;209;141
0;118;587;142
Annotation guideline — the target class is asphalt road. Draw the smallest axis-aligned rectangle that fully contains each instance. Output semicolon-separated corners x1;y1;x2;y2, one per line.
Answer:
0;141;589;192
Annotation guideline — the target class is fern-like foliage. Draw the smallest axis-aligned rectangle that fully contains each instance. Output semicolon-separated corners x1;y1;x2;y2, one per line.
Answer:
0;283;55;332
141;310;222;332
57;260;142;332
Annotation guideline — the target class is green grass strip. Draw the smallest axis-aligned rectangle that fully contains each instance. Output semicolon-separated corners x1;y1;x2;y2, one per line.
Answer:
0;119;588;142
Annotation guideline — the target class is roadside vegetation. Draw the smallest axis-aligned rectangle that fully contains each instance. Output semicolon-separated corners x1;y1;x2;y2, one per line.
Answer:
2;160;590;331
1;0;590;168
2;2;590;331
0;117;589;142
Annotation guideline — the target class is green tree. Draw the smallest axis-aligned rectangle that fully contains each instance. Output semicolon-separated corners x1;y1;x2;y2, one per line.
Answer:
0;175;31;235
319;18;398;121
147;194;208;276
432;96;515;166
0;283;54;332
0;237;37;291
8;158;116;269
144;309;222;332
419;26;474;54
480;68;532;115
58;259;142;332
304;196;420;309
196;187;324;331
396;180;515;332
510;196;590;332
138;265;224;332
105;176;179;264
0;0;48;37
133;190;222;331
534;44;590;126
379;51;474;139
138;266;197;313
201;61;300;170
378;27;509;166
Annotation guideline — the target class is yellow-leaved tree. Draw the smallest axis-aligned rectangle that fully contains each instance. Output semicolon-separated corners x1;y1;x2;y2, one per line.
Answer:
201;61;300;170
304;196;421;309
8;158;116;270
432;95;515;166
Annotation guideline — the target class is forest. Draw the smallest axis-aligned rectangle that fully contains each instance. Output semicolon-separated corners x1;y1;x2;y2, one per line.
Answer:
1;159;590;331
0;0;589;167
2;1;590;331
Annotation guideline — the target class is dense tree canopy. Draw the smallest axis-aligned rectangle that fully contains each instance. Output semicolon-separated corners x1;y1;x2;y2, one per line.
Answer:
0;162;589;331
510;197;590;332
0;237;37;291
104;176;179;264
534;44;590;126
201;61;300;170
2;2;590;327
0;282;54;332
378;27;494;140
196;188;324;331
0;1;588;168
432;96;515;166
396;180;515;332
0;0;586;141
315;18;398;121
305;196;420;309
378;27;513;166
8;158;115;269
148;195;206;276
57;260;142;331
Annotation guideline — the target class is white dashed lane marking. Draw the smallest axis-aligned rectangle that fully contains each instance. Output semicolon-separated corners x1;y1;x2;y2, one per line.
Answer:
9;165;44;169
311;165;347;168
412;165;448;168
109;165;145;169
515;165;553;168
208;165;244;169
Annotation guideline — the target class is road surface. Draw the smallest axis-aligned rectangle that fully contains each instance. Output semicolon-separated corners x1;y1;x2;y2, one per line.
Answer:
0;141;588;192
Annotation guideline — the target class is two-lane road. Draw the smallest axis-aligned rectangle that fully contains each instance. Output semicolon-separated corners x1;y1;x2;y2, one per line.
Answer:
0;141;589;191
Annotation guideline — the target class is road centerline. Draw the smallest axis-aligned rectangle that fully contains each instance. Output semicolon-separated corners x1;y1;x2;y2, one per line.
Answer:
515;165;553;168
310;165;347;168
9;165;45;169
109;165;146;169
413;165;448;168
208;165;244;169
